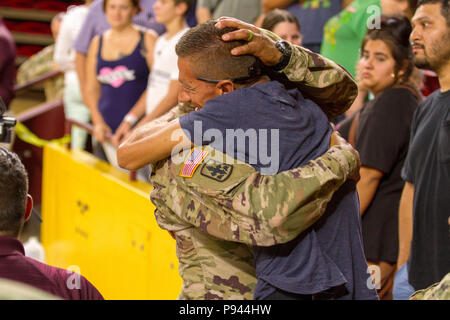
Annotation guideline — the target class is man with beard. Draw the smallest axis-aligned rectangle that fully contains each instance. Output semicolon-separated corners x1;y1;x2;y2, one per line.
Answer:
394;0;450;299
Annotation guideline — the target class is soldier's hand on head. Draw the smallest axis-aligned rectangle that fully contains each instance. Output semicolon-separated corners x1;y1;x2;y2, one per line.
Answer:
330;131;361;182
215;17;282;67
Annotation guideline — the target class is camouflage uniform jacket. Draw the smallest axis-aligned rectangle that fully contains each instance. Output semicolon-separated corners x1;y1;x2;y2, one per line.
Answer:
409;273;450;300
151;144;358;300
149;43;358;300
0;278;60;300
263;29;357;120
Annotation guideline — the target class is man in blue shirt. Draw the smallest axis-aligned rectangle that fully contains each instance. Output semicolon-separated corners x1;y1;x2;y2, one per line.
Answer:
118;20;378;299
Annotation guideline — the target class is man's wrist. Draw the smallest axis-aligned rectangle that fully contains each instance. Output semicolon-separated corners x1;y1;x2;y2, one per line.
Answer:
271;40;292;71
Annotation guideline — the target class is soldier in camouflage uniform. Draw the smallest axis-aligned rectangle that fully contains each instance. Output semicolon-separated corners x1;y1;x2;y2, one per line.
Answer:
118;18;360;300
16;14;64;101
16;45;63;101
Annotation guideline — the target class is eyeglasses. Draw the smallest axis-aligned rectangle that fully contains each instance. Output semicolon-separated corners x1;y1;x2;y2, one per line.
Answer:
196;64;264;84
196;75;260;84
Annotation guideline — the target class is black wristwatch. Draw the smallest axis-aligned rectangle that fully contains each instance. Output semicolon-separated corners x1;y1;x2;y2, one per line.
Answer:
271;40;292;71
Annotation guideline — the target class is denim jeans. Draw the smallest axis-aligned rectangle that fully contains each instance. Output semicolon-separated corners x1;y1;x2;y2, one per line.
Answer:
393;263;415;300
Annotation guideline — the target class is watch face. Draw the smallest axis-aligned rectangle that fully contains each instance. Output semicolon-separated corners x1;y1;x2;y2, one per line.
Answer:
276;40;285;51
277;40;290;54
272;40;292;71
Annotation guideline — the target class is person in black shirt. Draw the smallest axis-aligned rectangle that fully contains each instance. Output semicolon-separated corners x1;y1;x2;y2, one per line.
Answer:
337;15;420;299
394;0;450;299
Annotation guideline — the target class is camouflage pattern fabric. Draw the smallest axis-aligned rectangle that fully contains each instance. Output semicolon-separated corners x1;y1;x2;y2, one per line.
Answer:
148;43;358;299
16;45;64;101
263;29;358;121
152;145;358;246
151;139;358;300
409;273;450;300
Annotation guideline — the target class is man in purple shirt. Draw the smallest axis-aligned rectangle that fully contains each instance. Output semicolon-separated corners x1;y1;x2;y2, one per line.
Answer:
0;17;15;108
0;146;104;300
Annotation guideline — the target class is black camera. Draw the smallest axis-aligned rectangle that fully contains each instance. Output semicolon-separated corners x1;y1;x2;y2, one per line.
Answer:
0;96;16;143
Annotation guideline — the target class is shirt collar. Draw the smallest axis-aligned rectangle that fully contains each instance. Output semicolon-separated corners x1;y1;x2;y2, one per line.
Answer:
0;236;25;257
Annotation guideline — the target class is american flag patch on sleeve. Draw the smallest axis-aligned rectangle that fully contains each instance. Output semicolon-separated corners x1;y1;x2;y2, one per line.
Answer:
180;148;209;178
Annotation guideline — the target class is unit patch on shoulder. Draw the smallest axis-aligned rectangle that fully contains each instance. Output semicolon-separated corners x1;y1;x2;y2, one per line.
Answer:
180;148;209;178
200;160;233;182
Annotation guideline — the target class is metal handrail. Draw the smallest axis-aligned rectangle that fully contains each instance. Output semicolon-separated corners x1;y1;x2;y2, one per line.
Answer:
14;70;63;92
64;118;137;182
16;99;63;122
14;70;137;182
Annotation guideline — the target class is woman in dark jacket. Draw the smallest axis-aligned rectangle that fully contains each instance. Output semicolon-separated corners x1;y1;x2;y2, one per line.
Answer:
337;15;421;300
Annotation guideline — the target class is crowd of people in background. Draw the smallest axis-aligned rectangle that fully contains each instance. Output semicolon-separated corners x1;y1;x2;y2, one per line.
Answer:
337;14;421;299
0;0;448;300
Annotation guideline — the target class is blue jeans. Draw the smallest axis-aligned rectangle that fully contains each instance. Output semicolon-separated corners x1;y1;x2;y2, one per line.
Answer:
393;263;415;300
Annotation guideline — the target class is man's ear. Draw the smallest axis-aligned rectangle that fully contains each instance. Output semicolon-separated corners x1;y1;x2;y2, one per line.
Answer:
216;80;235;95
24;194;33;223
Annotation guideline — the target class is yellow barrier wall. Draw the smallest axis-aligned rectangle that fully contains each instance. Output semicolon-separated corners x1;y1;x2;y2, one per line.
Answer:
41;144;182;299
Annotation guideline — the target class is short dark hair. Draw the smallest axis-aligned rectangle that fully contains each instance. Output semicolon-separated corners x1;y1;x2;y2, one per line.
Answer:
0;147;28;236
175;20;263;83
408;0;419;13
417;0;450;25
103;0;141;13
362;15;414;85
261;9;301;33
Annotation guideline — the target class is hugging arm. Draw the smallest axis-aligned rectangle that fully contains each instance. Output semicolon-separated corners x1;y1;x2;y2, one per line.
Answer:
216;17;358;120
151;132;360;246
